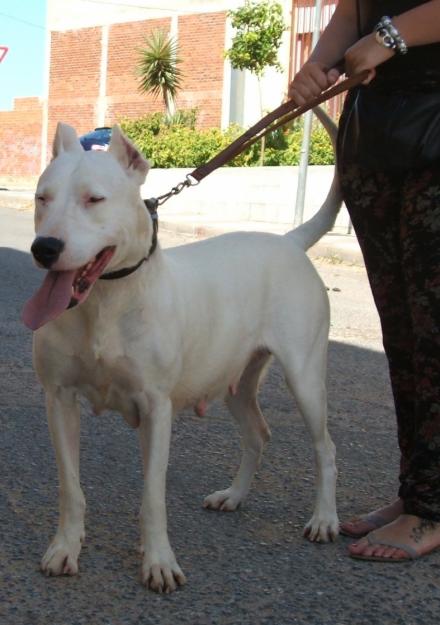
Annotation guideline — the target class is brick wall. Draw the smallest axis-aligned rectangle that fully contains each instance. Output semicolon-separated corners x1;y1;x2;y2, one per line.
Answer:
0;98;42;177
177;12;226;128
2;11;228;176
47;12;227;140
48;27;102;144
106;18;171;122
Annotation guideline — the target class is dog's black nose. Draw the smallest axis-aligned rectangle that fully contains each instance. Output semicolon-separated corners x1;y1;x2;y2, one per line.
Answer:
31;237;65;268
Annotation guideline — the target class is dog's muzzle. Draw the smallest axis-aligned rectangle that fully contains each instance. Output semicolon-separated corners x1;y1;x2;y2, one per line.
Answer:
31;236;65;268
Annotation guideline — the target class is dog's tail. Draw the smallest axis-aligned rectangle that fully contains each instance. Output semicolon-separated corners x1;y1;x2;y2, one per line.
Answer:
287;106;343;251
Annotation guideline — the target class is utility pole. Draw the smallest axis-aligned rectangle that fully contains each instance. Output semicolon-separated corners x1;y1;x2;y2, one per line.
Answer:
293;0;322;227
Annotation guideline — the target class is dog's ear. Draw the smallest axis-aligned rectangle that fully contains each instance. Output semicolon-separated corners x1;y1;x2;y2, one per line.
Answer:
108;126;150;184
52;123;83;158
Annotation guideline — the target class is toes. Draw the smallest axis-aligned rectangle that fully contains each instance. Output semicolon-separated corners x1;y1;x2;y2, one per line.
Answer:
144;569;186;594
142;560;186;593
348;540;367;555
386;547;408;560
41;532;83;577
203;490;241;511
340;520;370;536
41;546;79;576
148;564;166;593
61;554;79;575
162;568;178;594
304;518;339;543
220;498;239;512
348;539;409;561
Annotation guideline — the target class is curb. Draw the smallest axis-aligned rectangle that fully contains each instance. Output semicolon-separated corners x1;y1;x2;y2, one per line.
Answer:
0;190;364;267
0;190;34;212
160;218;364;267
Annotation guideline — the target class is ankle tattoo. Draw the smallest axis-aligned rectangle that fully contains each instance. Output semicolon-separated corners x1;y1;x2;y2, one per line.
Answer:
410;518;438;543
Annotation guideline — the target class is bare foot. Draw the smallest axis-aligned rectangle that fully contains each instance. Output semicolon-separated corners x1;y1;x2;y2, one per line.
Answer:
340;499;404;538
349;514;440;561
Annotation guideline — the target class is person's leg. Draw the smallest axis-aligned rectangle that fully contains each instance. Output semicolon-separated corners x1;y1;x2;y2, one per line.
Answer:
398;163;440;521
346;162;440;559
338;164;414;537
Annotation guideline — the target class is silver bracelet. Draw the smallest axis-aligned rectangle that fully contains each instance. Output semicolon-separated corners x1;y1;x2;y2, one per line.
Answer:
375;16;408;56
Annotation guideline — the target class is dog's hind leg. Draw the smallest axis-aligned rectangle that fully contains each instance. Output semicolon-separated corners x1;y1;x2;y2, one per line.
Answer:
275;332;339;543
41;389;85;576
203;349;272;512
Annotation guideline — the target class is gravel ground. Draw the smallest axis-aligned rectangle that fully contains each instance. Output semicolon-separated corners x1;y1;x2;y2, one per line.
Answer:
1;215;440;624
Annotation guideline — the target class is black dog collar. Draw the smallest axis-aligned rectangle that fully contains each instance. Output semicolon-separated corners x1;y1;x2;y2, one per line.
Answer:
100;199;159;281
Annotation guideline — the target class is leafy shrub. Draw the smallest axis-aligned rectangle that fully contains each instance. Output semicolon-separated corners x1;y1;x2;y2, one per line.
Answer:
308;125;335;165
120;110;335;168
263;120;335;166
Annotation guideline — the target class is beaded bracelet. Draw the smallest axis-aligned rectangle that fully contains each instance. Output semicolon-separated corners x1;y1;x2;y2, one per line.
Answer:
375;15;408;55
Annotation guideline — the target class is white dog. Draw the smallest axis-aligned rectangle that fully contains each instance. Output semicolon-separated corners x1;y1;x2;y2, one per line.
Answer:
23;113;342;593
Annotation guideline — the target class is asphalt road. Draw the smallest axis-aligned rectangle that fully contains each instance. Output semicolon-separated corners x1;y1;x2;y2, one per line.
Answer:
1;205;440;625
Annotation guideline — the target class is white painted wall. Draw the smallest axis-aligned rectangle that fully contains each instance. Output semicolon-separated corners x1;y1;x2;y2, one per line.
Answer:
48;0;244;30
141;165;350;234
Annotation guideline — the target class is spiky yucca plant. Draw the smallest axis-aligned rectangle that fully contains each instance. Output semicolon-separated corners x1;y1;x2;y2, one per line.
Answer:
137;30;183;119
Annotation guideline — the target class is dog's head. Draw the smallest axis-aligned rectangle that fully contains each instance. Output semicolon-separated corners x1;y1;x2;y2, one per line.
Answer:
22;123;151;330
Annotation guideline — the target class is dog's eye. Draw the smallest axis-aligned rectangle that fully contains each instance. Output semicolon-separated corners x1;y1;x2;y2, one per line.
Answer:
36;195;46;203
88;196;105;204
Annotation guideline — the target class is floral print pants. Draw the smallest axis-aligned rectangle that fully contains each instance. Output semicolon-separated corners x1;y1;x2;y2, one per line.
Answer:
339;162;440;521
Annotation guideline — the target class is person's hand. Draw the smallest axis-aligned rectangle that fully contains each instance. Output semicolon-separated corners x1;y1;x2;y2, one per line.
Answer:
344;33;395;83
288;61;340;105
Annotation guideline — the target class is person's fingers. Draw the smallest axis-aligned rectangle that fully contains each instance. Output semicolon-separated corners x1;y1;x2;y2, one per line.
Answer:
288;62;341;104
326;68;340;86
287;80;298;100
288;89;307;106
288;78;316;103
289;81;316;104
307;64;331;90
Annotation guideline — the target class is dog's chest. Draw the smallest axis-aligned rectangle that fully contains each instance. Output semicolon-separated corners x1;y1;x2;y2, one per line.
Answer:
77;346;146;426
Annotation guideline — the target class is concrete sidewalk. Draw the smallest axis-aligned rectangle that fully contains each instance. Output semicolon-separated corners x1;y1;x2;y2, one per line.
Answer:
159;211;362;265
0;187;364;266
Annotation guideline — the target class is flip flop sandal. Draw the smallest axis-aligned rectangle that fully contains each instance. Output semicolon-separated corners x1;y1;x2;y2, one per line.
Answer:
349;531;420;562
340;513;388;539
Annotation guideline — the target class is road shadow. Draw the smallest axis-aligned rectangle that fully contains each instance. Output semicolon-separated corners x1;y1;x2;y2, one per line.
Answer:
0;246;439;625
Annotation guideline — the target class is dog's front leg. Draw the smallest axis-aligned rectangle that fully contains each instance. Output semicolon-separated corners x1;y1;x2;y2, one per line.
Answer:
138;396;186;593
41;388;85;576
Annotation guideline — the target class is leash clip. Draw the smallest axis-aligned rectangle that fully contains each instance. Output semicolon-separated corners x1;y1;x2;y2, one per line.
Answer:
154;178;191;206
185;174;200;187
144;197;159;212
144;198;159;236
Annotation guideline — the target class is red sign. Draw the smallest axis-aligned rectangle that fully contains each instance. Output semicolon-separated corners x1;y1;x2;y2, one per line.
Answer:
0;46;9;63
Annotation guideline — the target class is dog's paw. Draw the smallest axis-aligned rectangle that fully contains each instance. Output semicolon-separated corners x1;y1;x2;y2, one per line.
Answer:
141;551;186;594
303;514;339;543
41;534;83;576
203;488;243;512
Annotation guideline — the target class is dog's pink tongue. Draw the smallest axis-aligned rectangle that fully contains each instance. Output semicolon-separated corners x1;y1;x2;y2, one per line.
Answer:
22;270;76;331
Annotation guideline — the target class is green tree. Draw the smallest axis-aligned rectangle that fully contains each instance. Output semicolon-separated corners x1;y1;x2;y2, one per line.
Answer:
225;0;286;77
137;29;183;119
225;0;286;163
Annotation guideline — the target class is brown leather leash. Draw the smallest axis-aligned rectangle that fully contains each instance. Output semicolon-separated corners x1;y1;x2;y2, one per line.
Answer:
144;70;369;212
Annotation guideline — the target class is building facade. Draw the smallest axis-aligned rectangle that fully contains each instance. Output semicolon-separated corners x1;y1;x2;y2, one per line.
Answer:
0;0;338;178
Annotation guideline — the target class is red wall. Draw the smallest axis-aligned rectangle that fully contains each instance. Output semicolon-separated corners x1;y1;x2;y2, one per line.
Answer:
47;12;227;154
1;11;227;176
48;27;102;143
176;12;226;128
0;98;43;176
106;18;172;121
